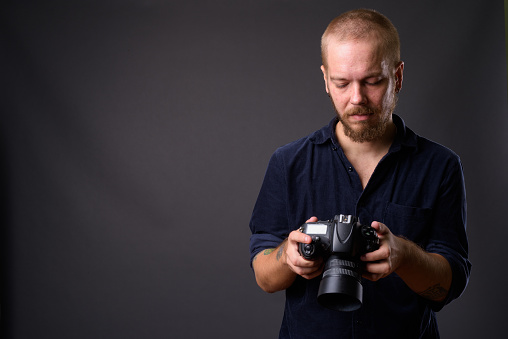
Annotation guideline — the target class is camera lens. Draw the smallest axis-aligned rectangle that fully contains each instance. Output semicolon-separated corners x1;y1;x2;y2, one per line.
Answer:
317;254;363;311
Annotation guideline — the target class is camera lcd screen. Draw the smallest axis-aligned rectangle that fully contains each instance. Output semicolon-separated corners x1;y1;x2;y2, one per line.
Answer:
306;224;328;235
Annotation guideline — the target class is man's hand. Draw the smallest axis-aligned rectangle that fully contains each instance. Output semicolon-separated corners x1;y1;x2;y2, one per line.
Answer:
361;221;404;281
252;216;324;293
285;217;324;280
360;221;452;301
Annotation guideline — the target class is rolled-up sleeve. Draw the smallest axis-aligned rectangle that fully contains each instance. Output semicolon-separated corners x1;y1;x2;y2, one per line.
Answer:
425;155;471;310
249;150;290;267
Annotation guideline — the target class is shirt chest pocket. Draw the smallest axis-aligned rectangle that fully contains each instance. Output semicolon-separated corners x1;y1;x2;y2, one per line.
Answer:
382;202;432;244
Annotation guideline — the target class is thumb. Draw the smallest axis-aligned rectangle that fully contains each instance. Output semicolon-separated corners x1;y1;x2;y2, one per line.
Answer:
370;221;386;234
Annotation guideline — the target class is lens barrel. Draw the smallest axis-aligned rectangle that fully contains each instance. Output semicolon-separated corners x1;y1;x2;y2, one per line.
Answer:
317;254;363;311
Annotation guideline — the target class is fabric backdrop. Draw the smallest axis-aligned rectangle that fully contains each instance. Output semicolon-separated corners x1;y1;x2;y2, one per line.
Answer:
2;1;507;338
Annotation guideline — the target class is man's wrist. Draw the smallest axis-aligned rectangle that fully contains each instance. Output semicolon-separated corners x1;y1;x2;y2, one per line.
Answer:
277;239;288;265
393;235;414;274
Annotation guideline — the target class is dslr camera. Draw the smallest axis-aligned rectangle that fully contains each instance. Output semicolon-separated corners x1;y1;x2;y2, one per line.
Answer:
298;214;379;311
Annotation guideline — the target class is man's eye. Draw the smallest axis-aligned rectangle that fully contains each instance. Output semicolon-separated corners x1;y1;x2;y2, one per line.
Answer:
335;83;348;89
365;79;383;86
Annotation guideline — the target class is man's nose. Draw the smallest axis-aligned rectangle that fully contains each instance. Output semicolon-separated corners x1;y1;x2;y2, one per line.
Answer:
350;83;367;105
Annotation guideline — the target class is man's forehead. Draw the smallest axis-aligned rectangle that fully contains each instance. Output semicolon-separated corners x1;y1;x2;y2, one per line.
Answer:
325;37;391;73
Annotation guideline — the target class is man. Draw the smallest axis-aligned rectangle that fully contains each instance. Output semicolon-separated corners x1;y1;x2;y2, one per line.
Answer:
249;9;471;339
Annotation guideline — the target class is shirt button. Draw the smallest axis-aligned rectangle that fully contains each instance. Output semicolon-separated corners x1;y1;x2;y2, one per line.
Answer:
348;167;354;172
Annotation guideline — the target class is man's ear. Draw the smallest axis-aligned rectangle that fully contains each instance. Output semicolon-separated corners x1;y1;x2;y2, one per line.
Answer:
321;65;330;95
395;61;404;93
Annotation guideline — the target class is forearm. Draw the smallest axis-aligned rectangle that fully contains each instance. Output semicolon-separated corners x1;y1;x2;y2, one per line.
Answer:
252;240;297;293
395;237;452;301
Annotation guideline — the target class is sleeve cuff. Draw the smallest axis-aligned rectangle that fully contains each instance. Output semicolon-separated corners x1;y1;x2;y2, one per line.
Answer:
249;233;285;267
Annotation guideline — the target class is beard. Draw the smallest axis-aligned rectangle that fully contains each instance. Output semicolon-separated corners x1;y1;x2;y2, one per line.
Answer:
330;95;397;143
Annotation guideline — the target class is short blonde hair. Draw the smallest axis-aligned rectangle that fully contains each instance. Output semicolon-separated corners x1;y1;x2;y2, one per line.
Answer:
321;9;400;69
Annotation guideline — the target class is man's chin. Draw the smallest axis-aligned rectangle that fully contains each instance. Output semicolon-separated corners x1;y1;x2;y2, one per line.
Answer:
343;123;386;143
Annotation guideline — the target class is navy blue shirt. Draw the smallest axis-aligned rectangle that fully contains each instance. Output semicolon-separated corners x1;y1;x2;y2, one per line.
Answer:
249;115;471;339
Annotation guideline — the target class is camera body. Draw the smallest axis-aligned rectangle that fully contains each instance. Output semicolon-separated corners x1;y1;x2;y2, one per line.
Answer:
298;214;379;260
298;214;379;311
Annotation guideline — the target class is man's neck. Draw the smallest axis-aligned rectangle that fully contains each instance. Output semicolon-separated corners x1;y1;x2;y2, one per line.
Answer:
335;120;397;189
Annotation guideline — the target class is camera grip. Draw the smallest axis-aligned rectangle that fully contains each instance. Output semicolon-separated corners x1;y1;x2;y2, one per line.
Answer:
359;225;380;254
298;236;322;260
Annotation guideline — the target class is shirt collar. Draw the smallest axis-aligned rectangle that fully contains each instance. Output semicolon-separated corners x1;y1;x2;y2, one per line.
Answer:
309;114;418;151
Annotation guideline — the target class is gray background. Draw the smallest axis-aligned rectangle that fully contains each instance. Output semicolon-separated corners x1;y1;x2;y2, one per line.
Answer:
1;0;507;338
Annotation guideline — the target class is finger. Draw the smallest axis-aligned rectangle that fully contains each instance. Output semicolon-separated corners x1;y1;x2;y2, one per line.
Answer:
361;244;390;262
293;250;321;266
289;216;318;245
362;271;384;282
363;261;391;275
287;256;323;277
371;221;390;236
286;242;318;267
288;230;312;244
306;216;318;223
370;221;382;232
295;261;324;279
289;250;323;267
301;269;324;280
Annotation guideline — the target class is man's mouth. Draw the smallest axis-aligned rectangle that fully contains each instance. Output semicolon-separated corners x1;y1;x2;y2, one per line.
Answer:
348;112;373;121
